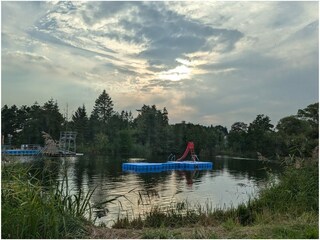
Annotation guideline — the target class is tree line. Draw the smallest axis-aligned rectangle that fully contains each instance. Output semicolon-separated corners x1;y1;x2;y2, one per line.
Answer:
1;90;318;159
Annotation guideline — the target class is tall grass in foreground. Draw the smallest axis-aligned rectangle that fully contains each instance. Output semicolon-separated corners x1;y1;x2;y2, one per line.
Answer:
1;162;95;239
113;157;318;238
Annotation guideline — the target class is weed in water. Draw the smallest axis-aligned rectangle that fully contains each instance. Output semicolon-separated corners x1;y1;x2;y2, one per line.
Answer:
112;157;318;239
1;162;95;239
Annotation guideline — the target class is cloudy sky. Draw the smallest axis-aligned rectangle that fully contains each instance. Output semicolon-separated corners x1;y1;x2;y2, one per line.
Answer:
1;1;319;128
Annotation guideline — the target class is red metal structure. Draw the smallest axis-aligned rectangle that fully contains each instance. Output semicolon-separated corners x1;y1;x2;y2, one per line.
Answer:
177;142;199;161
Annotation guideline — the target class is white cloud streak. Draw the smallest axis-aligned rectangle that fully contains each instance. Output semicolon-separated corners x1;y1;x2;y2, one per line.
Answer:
1;1;318;128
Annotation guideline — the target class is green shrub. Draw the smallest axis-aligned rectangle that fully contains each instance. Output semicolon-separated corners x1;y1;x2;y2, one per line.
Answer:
256;163;318;214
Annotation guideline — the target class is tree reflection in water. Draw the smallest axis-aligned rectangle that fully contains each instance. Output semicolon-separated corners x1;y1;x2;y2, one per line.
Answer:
25;155;282;227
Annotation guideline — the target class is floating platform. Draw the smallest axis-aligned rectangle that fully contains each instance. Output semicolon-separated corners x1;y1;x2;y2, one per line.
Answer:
122;161;213;173
2;149;41;156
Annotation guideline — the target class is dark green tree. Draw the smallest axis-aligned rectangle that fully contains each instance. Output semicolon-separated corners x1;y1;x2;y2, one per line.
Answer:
213;125;228;153
134;105;169;155
1;105;18;146
276;116;309;136
276;103;319;157
230;122;248;133
72;105;89;148
119;129;134;156
276;116;310;156
171;121;187;154
297;102;319;140
108;111;135;155
228;122;248;155
27;102;44;144
89;90;114;148
247;114;275;157
15;105;31;144
11;102;44;145
91;90;114;124
42;99;64;139
297;102;319;125
249;114;274;132
203;126;219;156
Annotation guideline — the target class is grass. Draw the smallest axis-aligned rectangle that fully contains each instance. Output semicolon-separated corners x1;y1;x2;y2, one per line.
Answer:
108;157;319;239
1;161;95;239
104;210;317;239
3;155;317;239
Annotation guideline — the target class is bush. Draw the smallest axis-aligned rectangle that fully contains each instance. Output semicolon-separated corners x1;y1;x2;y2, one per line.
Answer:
256;163;318;214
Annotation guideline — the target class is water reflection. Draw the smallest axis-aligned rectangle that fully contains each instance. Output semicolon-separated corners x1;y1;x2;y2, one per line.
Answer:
21;155;282;227
212;156;282;181
28;158;62;186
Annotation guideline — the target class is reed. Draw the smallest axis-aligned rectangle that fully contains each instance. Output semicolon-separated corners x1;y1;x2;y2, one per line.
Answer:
112;158;318;239
1;162;95;239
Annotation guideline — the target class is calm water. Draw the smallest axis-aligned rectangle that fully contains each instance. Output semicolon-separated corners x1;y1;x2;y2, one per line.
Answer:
32;155;281;227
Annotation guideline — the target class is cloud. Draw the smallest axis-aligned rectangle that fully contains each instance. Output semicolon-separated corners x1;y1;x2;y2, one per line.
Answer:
157;65;192;81
27;1;244;88
4;51;51;62
135;2;243;66
1;1;318;128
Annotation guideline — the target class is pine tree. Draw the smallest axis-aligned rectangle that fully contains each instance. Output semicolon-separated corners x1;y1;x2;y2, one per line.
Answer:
91;90;114;124
89;90;114;153
42;99;64;139
72;105;89;147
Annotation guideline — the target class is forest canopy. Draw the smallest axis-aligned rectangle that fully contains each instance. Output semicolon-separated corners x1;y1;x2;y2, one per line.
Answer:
1;90;318;159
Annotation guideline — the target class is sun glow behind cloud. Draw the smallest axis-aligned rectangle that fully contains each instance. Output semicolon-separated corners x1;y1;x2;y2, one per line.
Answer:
1;1;318;128
157;65;192;81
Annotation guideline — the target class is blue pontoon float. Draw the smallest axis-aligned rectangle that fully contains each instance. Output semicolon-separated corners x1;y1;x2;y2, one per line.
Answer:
122;161;213;173
122;142;213;173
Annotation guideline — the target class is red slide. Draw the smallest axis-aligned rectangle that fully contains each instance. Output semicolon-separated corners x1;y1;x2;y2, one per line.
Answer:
177;142;197;161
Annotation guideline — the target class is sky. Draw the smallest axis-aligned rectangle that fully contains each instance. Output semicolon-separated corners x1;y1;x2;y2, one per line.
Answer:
1;1;319;129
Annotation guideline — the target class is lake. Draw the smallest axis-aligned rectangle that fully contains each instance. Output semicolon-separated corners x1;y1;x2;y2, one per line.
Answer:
34;155;282;227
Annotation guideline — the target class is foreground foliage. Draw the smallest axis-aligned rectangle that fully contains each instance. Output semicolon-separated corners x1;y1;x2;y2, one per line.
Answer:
1;162;94;239
109;157;318;239
1;155;317;239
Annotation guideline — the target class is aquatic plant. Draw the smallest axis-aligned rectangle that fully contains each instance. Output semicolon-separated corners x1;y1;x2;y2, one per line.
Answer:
112;156;318;238
1;162;95;239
